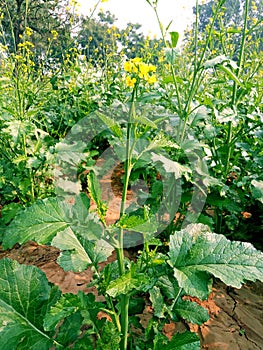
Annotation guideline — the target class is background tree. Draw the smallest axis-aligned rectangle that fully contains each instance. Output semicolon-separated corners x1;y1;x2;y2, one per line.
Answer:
190;0;263;55
0;0;78;61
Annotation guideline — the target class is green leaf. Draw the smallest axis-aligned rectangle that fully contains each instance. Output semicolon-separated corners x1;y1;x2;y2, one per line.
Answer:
151;153;191;179
44;293;82;331
52;227;94;271
52;228;113;272
3;195;103;249
95;111;122;139
217;64;244;87
156;275;181;300
118;214;158;234
87;170;108;223
2;197;69;248
169;31;179;48
0;258;62;350
173;299;209;325
161;331;200;350
106;266;152;298
149;286;166;318
134;114;157;128
169;224;263;299
56;312;83;347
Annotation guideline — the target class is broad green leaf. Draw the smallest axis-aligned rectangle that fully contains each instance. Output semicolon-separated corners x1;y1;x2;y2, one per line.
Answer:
173;299;209;325
156;275;181;300
169;224;263;299
52;228;113;272
44;291;104;327
0;258;62;350
2;195;102;249
56;312;83;347
2;197;69;248
161;331;200;350
170;31;179;48
55;140;88;166
52;227;93;271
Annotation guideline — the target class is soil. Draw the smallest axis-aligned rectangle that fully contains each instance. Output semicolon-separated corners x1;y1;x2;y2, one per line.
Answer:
0;160;263;349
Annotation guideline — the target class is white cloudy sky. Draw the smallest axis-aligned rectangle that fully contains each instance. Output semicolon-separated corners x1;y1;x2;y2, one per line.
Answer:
78;0;199;42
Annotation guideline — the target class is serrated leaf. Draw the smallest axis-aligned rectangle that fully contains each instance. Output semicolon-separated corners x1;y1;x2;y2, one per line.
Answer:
0;258;62;350
169;224;263;299
173;299;209;325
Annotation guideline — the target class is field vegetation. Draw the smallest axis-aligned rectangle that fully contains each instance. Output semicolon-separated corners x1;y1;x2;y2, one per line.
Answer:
0;0;262;349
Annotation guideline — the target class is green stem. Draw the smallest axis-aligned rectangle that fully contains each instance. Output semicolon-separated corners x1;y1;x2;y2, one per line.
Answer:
225;0;249;177
116;88;137;350
178;0;224;145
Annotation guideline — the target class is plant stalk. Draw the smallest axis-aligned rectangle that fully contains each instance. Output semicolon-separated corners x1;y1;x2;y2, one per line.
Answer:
116;88;137;350
224;0;249;177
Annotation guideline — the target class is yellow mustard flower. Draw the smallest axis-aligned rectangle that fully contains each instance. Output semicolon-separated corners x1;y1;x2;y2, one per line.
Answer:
126;76;136;88
124;61;133;72
25;27;33;36
124;58;157;86
51;30;58;40
147;75;157;84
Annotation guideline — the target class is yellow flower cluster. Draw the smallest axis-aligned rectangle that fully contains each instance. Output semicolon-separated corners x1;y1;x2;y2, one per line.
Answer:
25;27;33;36
17;41;35;49
124;57;157;88
51;30;58;39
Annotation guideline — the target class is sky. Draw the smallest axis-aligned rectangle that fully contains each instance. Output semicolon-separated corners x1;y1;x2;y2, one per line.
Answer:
78;0;199;43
